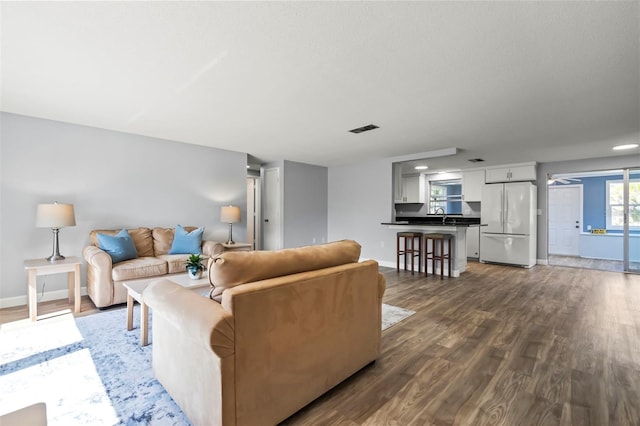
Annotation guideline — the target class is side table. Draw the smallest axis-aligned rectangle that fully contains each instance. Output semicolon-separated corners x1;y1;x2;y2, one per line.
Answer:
221;242;252;252
23;256;82;322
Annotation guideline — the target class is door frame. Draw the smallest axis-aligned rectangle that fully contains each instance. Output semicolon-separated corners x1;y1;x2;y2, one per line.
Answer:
623;168;640;273
246;176;261;250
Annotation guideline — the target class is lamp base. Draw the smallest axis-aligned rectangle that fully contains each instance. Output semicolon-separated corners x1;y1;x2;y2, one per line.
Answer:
46;228;65;262
46;254;66;262
226;223;235;245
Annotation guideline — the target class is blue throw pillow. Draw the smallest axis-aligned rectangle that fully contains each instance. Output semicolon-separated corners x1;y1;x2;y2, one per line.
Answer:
168;225;204;254
97;229;138;264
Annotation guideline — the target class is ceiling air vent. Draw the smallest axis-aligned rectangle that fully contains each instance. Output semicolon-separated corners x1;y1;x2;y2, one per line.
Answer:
468;158;485;163
349;124;379;134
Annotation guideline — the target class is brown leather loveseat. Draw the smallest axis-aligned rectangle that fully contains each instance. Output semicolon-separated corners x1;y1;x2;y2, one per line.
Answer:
144;239;386;425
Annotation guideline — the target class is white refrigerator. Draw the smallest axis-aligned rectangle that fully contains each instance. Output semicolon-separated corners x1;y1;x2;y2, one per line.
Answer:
480;182;537;268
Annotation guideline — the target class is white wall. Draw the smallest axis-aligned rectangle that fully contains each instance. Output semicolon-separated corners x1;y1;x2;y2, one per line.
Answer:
0;113;248;306
282;160;328;248
328;158;398;267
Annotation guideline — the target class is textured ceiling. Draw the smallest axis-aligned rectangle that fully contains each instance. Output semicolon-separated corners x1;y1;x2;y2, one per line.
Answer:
1;1;638;169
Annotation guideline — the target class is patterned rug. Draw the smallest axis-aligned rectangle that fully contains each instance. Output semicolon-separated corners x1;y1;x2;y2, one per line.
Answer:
1;303;415;424
381;303;416;331
0;306;188;425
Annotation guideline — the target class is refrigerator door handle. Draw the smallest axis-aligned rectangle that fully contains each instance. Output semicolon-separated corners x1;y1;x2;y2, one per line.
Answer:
483;233;529;238
505;191;508;229
500;188;505;229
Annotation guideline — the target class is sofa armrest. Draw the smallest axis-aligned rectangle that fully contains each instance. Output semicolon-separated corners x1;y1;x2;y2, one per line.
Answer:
144;279;234;357
202;240;224;259
83;245;112;269
83;245;115;308
144;279;236;425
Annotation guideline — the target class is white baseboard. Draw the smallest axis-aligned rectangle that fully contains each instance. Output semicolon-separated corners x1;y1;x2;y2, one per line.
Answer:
0;287;88;309
376;260;396;269
537;259;549;266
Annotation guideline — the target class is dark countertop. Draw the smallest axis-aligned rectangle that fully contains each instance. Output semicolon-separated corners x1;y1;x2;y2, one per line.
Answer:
382;216;481;227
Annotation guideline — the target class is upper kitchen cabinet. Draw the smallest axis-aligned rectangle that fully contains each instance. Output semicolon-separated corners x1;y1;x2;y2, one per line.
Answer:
462;169;485;202
485;162;537;183
398;174;425;203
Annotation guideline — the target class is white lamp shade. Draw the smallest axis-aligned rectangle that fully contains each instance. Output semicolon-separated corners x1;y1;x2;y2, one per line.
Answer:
220;206;241;223
36;203;76;228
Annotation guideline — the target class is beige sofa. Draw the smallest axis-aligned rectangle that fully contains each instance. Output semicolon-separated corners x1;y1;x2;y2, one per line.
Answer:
83;227;223;308
144;240;386;426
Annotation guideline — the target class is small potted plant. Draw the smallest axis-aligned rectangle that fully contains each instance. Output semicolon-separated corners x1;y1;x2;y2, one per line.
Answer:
184;253;204;279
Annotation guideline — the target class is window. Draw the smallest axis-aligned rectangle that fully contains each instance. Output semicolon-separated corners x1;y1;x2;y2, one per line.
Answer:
606;179;640;229
429;180;462;214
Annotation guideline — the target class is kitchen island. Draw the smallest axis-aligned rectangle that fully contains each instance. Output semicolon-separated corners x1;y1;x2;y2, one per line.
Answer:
382;216;481;277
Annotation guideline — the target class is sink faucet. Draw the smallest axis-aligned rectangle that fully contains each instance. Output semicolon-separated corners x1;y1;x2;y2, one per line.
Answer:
434;207;447;224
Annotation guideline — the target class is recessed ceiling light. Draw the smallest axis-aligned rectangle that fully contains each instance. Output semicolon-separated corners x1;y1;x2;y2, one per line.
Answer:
613;143;639;150
414;166;429;170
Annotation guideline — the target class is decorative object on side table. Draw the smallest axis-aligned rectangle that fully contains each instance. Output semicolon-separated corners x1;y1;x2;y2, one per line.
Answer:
184;253;204;279
220;205;241;244
36;202;76;261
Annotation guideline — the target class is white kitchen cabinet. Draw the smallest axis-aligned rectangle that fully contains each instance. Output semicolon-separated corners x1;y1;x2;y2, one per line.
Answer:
485;163;536;183
462;170;485;202
397;175;425;203
466;226;480;258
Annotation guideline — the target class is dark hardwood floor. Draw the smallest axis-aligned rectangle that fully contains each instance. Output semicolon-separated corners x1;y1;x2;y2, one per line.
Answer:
2;261;639;425
282;261;640;425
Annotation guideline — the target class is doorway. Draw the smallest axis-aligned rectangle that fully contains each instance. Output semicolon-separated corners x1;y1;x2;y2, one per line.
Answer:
263;167;282;250
548;169;639;273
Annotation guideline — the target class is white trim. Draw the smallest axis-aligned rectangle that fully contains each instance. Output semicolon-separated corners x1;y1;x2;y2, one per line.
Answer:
375;260;396;269
0;287;88;309
537;259;549;265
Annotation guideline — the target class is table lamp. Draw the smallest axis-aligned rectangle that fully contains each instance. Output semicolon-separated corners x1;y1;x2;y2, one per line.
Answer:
220;205;240;244
36;202;76;261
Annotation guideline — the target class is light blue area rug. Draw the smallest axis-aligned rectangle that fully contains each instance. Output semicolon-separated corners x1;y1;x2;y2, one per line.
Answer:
0;306;190;426
1;303;415;424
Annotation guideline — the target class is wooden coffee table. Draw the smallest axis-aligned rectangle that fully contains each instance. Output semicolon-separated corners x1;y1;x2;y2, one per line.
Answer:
123;273;209;346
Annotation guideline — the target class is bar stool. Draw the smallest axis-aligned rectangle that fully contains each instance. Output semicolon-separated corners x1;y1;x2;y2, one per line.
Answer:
396;232;423;274
424;233;453;279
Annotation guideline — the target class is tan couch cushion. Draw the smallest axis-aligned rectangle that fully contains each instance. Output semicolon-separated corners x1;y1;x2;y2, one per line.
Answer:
157;254;209;274
90;227;154;257
208;240;361;301
153;226;200;256
112;257;168;281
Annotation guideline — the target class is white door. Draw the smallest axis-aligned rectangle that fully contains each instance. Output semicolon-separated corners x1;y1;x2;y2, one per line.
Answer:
263;167;281;250
548;185;581;256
